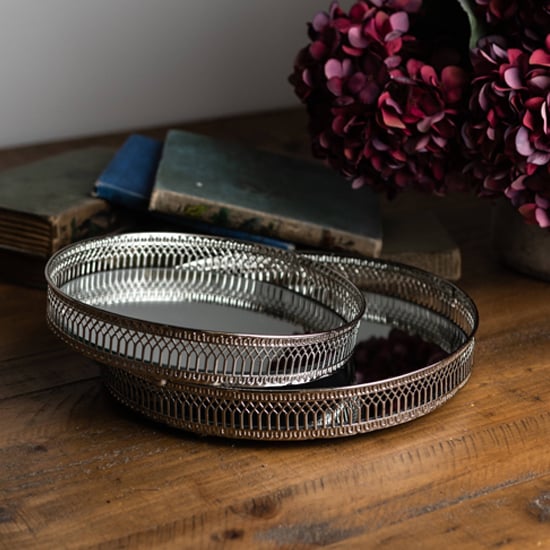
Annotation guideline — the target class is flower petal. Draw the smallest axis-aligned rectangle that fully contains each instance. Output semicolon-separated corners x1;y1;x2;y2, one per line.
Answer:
348;25;369;48
528;152;550;165
381;110;407;129
535;207;550;227
515;127;534;156
325;58;343;79
351;176;365;189
503;66;523;89
510;175;527;190
389;11;409;33
536;194;550;208
309;41;327;60
530;49;550;67
327;76;344;96
519;203;537;222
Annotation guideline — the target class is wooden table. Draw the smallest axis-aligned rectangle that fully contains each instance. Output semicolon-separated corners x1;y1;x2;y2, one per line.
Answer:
1;109;550;549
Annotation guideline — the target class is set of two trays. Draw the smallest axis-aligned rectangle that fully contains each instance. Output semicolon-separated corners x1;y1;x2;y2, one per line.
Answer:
45;232;478;440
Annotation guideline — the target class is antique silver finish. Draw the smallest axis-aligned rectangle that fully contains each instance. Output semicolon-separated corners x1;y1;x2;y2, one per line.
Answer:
46;233;478;440
45;232;365;387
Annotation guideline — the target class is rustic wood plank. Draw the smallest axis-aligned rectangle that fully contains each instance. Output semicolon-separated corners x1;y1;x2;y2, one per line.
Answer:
344;476;550;549
1;329;549;548
0;283;61;360
1;398;549;549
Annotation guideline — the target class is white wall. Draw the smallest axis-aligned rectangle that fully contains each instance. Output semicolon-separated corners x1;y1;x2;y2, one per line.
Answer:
0;0;331;148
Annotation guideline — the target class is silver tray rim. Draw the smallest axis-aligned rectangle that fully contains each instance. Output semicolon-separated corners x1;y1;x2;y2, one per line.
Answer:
45;232;367;387
100;249;478;440
101;336;475;440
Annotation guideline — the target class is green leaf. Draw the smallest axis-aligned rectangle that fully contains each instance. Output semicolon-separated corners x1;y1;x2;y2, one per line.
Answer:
456;0;485;49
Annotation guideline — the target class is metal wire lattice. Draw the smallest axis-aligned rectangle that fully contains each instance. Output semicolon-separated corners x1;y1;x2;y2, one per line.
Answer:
46;233;478;440
46;233;365;387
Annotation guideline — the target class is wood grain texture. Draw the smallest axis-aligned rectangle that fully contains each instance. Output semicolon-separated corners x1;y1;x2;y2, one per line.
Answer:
1;108;550;549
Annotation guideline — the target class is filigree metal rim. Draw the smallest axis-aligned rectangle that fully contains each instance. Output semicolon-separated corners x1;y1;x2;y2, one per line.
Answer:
45;232;366;387
99;252;478;440
101;336;474;440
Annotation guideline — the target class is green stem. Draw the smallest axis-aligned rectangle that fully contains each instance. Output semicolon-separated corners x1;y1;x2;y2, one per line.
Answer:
455;0;485;49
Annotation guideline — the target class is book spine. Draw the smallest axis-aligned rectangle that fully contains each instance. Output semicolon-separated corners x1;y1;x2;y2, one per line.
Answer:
149;212;295;251
93;134;163;210
49;198;121;254
149;189;381;257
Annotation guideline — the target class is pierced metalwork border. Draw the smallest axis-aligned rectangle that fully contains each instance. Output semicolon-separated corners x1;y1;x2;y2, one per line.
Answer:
46;233;478;440
101;336;474;440
45;232;365;387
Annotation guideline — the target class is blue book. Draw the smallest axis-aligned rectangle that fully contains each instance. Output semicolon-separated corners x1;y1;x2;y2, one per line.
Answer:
94;134;295;250
94;134;163;210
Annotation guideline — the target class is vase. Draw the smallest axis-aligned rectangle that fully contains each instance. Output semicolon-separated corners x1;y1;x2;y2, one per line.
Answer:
492;199;550;281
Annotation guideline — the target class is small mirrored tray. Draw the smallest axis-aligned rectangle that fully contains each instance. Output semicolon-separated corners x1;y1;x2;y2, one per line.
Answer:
99;253;478;440
45;232;366;387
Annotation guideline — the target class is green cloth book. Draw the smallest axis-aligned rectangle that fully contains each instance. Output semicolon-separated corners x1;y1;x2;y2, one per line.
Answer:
149;130;383;257
0;147;123;258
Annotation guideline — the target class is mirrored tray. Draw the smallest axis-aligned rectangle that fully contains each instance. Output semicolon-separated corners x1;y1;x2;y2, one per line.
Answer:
45;232;366;387
99;253;478;440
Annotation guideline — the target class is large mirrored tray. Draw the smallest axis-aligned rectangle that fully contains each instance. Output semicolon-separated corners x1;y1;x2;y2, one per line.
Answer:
45;232;366;388
100;254;478;441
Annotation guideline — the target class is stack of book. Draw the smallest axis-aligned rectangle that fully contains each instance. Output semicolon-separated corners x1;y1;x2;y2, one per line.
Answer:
0;129;461;287
95;131;384;256
0;148;128;287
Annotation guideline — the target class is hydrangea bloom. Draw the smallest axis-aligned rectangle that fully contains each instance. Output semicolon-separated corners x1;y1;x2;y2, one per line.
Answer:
462;1;550;227
289;0;469;196
291;0;550;228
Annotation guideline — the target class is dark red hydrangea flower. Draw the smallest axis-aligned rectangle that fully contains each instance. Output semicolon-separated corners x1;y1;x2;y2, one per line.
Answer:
473;0;550;29
472;1;550;51
290;0;550;228
289;0;470;197
462;33;550;228
472;0;519;25
461;36;521;196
